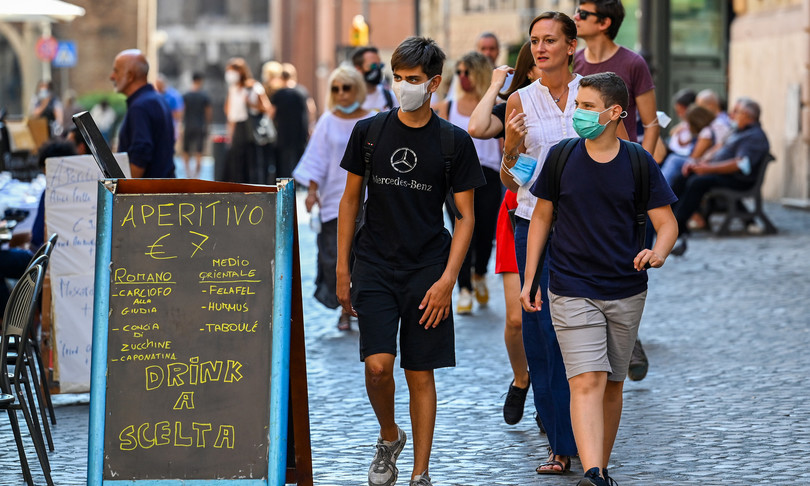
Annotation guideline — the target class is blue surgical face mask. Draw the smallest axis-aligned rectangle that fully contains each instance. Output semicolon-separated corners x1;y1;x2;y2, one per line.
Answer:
572;106;616;139
506;153;537;186
335;101;360;114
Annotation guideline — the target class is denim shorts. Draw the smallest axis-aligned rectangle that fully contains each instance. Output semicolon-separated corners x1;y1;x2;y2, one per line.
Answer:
351;261;455;371
549;290;647;381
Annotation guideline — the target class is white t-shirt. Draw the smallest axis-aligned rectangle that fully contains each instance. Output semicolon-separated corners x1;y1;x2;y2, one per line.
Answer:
292;110;375;222
226;83;265;123
362;86;398;112
515;75;581;220
447;99;501;172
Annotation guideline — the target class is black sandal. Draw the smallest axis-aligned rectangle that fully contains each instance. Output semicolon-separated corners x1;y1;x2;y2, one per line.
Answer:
536;447;570;475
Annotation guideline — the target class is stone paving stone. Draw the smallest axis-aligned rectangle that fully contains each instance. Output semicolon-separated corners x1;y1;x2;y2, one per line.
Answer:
2;201;810;485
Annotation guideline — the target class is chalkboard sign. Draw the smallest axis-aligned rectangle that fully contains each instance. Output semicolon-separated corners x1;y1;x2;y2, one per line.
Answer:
89;179;310;486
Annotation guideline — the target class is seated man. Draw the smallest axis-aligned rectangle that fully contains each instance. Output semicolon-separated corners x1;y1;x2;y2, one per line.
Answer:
694;88;733;159
670;97;769;255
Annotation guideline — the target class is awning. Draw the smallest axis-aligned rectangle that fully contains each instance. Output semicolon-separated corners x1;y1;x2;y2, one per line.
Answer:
0;0;86;23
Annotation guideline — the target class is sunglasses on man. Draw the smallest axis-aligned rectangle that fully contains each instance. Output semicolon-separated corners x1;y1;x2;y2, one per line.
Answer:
576;8;604;21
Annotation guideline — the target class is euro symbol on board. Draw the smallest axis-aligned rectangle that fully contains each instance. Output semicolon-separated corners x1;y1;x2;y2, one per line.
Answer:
145;233;178;260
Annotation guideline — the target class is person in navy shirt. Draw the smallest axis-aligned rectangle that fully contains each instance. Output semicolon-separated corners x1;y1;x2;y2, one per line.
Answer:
520;72;678;486
110;49;176;178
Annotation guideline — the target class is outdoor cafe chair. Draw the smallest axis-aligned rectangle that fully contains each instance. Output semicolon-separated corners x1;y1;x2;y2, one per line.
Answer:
5;235;59;452
1;259;53;486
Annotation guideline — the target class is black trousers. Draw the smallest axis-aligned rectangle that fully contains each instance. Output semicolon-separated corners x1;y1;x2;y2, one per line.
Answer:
455;167;503;290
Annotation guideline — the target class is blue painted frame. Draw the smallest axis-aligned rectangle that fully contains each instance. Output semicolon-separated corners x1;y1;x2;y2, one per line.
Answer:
88;180;295;486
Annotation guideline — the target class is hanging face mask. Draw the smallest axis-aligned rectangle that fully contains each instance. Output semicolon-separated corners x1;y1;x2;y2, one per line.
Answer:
364;67;382;85
572;106;622;139
504;153;537;186
225;70;240;86
335;101;360;114
392;76;436;112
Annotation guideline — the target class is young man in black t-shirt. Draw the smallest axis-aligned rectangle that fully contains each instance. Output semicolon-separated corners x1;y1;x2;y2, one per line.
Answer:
337;36;484;486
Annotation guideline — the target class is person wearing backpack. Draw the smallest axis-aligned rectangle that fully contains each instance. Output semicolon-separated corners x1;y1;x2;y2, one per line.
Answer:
520;72;678;486
337;36;484;486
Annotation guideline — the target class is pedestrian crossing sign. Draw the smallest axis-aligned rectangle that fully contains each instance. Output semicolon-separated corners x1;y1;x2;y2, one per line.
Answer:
53;41;77;68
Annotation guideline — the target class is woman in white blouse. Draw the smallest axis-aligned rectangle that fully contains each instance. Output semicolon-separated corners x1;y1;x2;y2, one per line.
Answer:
500;11;581;476
293;65;373;331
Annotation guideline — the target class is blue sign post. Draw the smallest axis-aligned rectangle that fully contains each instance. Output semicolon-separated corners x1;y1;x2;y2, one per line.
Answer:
52;41;78;68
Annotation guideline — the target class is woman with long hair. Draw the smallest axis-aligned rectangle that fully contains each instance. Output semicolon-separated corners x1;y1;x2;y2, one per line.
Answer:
223;57;271;183
436;51;502;316
500;12;580;475
468;41;545;429
292;65;372;330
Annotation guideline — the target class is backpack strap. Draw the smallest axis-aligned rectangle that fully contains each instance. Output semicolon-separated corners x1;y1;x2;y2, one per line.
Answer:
546;137;580;227
529;137;578;301
356;109;396;231
623;139;650;251
438;118;462;220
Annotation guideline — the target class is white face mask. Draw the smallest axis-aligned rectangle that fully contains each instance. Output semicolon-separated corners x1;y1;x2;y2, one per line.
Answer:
392;76;436;112
225;70;240;86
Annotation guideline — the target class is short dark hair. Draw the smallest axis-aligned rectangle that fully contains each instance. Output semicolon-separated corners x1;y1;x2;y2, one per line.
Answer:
351;46;380;68
477;32;499;49
192;72;204;82
672;88;696;108
579;0;625;40
529;12;577;68
38;139;77;169
579;72;629;111
391;37;445;78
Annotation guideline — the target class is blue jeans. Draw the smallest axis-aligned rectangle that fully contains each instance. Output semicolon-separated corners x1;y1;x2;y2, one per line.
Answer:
514;218;577;456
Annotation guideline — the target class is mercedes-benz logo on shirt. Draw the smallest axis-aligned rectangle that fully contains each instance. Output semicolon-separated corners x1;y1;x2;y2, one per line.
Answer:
390;148;417;173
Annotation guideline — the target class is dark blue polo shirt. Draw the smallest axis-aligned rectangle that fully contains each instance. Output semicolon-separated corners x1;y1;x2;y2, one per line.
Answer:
118;84;176;178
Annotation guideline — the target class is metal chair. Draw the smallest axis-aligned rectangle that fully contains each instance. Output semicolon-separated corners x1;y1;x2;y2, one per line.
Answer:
1;259;53;486
27;234;59;429
6;235;59;452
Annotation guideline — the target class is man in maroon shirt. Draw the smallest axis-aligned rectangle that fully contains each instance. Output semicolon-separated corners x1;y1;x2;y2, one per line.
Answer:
573;0;660;155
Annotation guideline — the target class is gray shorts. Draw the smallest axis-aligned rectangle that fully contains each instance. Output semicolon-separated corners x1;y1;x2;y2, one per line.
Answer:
548;290;647;381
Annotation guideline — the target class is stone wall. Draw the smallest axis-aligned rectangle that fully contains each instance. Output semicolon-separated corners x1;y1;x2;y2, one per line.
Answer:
728;2;810;201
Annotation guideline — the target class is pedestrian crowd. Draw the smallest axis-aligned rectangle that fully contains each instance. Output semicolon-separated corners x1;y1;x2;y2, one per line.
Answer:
0;1;772;485
291;2;771;486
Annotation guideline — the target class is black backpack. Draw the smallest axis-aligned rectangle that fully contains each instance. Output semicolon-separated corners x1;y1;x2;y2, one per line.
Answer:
529;138;650;299
355;109;462;232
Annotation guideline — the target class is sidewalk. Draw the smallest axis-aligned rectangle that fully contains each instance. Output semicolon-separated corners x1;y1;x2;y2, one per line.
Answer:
2;200;809;485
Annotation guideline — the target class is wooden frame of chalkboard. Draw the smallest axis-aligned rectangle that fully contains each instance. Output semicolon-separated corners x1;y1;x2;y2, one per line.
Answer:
88;179;311;485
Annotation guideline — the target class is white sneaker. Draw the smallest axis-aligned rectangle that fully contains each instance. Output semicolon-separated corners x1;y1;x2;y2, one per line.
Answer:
471;274;489;306
368;426;406;486
456;288;473;315
409;470;432;486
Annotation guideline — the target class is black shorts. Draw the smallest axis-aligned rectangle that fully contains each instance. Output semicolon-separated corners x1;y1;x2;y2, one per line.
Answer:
351;261;455;371
183;127;206;153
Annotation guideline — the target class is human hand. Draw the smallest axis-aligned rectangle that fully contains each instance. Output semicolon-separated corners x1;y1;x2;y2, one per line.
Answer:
418;275;453;328
504;109;528;155
336;270;357;317
681;160;696;177
633;249;664;271
305;192;319;212
519;284;541;313
491;65;514;89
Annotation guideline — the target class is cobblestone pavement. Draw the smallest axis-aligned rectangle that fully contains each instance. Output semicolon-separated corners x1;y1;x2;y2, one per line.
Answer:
2;199;809;485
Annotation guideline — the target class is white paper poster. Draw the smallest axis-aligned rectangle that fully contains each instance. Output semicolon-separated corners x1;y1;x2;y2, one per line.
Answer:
45;154;130;393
